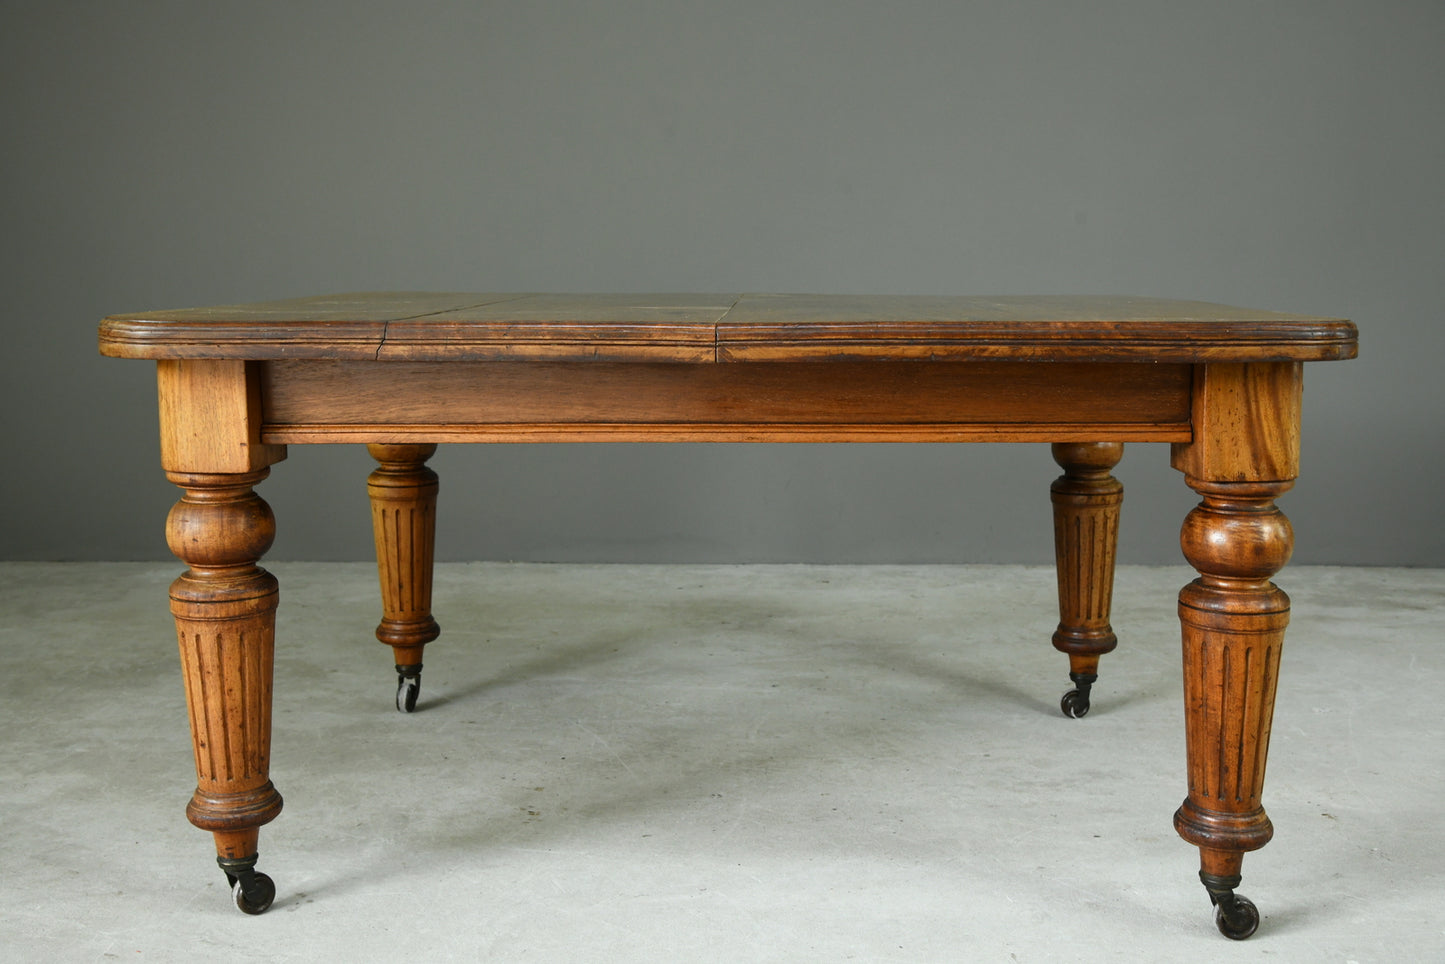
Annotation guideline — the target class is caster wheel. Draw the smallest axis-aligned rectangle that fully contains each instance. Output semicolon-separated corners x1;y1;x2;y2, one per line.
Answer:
1214;895;1259;940
397;675;420;713
1060;688;1090;718
232;871;276;915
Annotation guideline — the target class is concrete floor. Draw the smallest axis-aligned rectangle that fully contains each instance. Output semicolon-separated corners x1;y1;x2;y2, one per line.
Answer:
1;562;1442;962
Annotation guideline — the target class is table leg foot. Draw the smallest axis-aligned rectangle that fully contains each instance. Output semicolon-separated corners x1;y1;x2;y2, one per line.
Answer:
395;664;423;713
368;444;441;711
1050;442;1123;717
219;852;277;915
1059;672;1097;717
1200;869;1260;940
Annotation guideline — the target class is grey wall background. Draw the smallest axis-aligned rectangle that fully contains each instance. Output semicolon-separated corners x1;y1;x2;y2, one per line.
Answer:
2;1;1441;565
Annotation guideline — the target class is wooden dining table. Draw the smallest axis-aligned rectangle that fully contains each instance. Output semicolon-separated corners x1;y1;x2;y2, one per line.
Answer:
99;292;1356;938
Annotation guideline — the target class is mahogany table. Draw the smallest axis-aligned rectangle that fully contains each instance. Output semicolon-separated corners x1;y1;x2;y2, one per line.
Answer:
99;293;1356;937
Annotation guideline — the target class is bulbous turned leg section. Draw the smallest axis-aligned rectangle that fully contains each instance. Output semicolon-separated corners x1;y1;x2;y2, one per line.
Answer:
1175;477;1294;939
1050;442;1123;718
166;469;285;913
368;444;441;712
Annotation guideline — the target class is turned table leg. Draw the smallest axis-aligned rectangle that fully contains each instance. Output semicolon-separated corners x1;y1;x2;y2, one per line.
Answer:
367;444;441;712
1050;441;1123;718
1169;361;1304;939
166;468;284;914
153;359;288;913
1174;478;1293;940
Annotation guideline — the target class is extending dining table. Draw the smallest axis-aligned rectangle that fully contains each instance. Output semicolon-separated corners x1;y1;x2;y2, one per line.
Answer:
99;292;1357;938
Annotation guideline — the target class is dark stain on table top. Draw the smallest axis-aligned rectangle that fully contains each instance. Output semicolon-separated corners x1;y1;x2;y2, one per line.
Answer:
99;292;1357;364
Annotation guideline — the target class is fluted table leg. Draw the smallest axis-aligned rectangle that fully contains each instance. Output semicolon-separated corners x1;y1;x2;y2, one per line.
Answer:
1050;441;1124;718
1170;360;1304;939
1174;478;1293;940
153;359;288;913
367;444;441;712
166;468;284;914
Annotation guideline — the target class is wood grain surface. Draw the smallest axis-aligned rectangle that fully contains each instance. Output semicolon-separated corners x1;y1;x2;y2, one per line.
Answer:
100;293;1358;364
258;359;1194;444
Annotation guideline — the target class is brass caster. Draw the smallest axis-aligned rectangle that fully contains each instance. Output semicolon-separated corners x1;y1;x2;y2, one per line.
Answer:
1214;895;1259;940
1202;871;1260;940
1060;672;1096;718
396;664;422;713
220;856;276;916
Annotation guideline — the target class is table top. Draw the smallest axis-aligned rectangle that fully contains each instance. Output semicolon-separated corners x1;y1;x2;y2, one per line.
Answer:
99;292;1357;364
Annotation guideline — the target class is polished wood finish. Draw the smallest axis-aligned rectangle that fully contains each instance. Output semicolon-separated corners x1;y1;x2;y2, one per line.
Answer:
367;444;441;672
714;294;1357;363
1175;478;1293;879
259;360;1194;444
101;293;1357;363
100;293;1357;935
154;358;287;874
1168;360;1305;917
1171;362;1303;482
1050;442;1125;711
157;360;285;474
165;468;283;863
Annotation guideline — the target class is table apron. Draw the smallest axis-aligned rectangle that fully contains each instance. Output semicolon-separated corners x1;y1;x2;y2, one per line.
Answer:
257;359;1194;445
